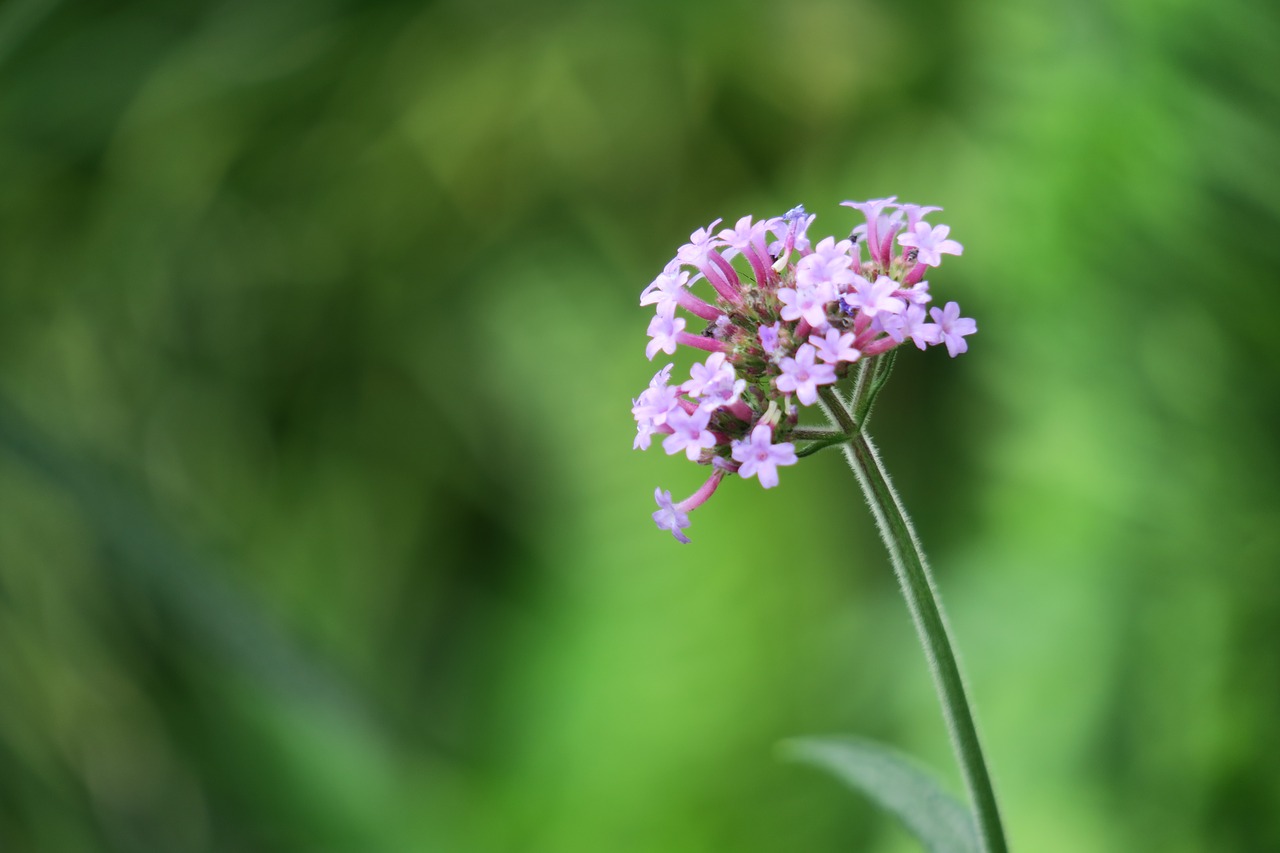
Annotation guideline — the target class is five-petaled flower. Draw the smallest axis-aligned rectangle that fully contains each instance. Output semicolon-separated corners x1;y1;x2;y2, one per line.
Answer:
897;222;964;268
776;343;838;406
731;424;798;489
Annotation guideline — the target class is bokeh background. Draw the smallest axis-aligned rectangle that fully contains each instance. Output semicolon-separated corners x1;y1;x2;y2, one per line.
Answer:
2;0;1278;850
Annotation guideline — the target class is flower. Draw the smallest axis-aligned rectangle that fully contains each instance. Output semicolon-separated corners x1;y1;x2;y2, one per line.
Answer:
645;302;686;361
652;488;692;543
900;204;943;230
718;215;776;286
675;219;724;268
639;264;688;311
768;205;816;257
634;198;974;541
662;406;717;461
843;275;906;319
841;197;901;266
778;282;836;328
759;321;782;356
796;236;857;291
632;364;681;450
930;301;977;357
682;352;746;411
731;424;797;489
651;470;726;543
898;281;933;305
810;328;862;364
897;222;963;267
776;343;838;406
882;304;942;351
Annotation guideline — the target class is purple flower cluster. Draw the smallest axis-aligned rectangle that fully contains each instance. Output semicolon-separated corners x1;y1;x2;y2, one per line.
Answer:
633;198;975;543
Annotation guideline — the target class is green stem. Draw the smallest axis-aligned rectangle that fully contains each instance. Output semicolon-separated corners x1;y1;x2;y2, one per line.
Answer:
854;350;896;426
790;426;845;441
795;434;848;458
818;383;1008;853
793;426;850;458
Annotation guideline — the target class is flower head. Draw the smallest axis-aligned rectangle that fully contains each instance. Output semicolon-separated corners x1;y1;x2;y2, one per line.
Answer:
633;198;974;541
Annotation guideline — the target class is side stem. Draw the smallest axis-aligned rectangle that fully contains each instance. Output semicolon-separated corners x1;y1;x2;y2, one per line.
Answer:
819;384;1008;853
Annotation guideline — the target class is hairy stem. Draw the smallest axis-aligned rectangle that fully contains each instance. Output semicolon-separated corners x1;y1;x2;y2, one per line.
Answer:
819;381;1008;853
790;426;845;441
795;434;849;458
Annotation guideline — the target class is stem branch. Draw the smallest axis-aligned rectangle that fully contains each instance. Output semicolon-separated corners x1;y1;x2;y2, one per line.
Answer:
790;426;845;441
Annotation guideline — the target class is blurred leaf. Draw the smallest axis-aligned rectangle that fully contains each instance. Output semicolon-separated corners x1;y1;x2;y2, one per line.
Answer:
0;393;366;717
781;735;978;853
0;0;60;68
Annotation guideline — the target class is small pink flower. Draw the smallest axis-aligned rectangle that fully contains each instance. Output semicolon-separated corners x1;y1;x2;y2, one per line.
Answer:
930;301;977;357
810;328;861;364
652;488;692;543
882;304;942;351
778;283;836;328
632;364;682;450
897;222;963;267
731;424;798;489
675;219;724;269
645;302;686;360
776;343;838;406
844;275;906;318
796;236;857;291
651;470;725;543
662;406;717;461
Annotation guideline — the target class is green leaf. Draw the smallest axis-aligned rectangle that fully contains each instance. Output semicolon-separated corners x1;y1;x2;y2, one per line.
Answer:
780;735;980;853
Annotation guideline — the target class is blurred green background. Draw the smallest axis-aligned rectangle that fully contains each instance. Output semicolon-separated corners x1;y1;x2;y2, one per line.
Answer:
2;0;1278;850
